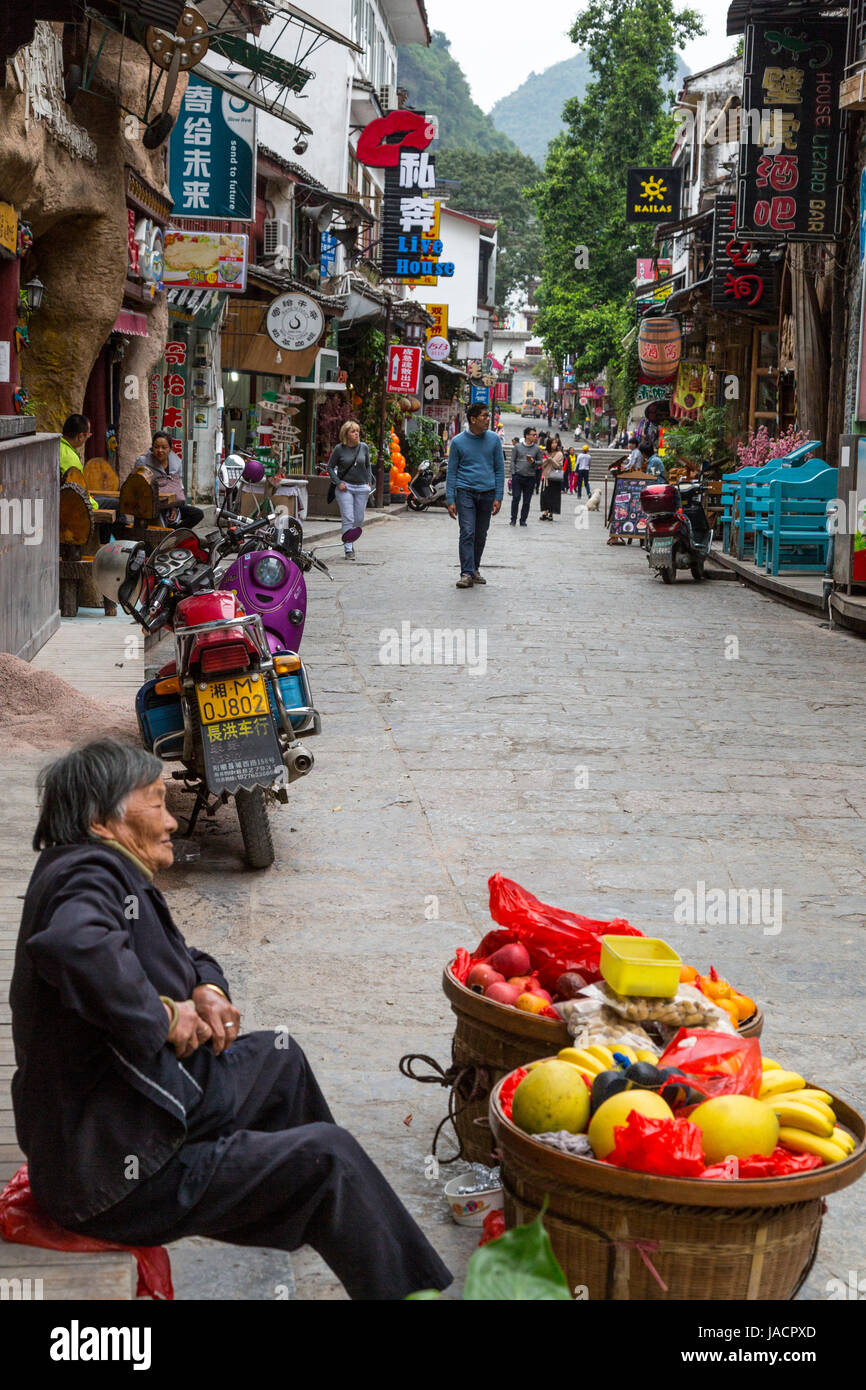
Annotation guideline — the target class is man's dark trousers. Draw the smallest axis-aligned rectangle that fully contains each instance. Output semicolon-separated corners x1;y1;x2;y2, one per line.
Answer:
510;474;535;525
71;1032;451;1301
455;487;495;574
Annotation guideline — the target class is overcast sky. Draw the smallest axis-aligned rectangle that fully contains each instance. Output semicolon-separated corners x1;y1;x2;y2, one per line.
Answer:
425;0;732;112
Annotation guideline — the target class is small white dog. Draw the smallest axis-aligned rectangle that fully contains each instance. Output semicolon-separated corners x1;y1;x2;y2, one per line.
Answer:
586;488;602;512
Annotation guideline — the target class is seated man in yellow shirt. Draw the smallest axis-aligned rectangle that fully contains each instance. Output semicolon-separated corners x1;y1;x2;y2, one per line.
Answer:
59;414;98;513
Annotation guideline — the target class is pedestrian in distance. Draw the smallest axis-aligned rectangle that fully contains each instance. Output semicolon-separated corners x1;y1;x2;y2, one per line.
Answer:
446;401;505;588
540;438;565;520
135;431;204;531
326;419;373;561
510;425;544;527
576;443;593;498
10;741;452;1301
626;434;643;471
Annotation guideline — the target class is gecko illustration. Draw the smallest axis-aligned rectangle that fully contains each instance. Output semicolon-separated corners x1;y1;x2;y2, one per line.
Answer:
763;27;833;67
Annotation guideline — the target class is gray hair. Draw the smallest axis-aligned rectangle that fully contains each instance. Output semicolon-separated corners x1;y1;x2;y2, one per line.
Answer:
33;741;164;850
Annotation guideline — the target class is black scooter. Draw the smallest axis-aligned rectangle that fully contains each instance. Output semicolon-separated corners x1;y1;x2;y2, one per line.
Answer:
641;461;715;583
407;459;448;512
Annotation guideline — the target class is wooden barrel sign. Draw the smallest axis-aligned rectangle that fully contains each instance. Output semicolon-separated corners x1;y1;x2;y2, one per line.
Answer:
638;316;682;380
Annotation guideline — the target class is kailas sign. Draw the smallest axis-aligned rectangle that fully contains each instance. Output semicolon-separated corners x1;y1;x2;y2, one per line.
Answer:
737;19;847;242
626;167;682;224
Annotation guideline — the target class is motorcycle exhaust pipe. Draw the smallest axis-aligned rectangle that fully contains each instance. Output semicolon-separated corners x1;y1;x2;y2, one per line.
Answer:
284;745;314;782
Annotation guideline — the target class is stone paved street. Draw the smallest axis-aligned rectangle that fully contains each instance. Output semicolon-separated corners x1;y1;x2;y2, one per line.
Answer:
159;497;866;1300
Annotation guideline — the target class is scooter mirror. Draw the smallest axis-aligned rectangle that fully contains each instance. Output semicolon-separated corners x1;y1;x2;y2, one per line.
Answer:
341;526;363;544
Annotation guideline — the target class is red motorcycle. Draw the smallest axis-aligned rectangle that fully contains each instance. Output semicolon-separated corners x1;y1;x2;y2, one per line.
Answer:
641;466;714;583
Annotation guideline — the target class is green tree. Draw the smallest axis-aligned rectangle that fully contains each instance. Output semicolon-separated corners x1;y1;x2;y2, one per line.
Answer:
435;148;543;309
529;0;703;376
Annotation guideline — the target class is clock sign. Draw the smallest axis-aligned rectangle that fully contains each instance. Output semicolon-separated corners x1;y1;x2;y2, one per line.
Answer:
266;293;324;351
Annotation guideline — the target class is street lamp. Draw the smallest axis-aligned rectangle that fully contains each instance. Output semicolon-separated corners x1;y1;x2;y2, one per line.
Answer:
25;276;45;311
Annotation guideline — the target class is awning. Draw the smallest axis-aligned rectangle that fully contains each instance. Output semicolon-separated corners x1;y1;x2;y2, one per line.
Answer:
259;2;363;54
113;309;149;337
726;0;816;36
192;62;313;135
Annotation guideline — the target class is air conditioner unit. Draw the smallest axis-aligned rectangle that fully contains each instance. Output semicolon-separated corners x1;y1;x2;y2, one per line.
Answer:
379;83;398;112
263;218;292;260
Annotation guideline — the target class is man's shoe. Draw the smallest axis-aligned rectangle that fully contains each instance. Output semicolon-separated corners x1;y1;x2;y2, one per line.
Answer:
519;522;527;527
456;574;474;588
509;521;517;526
472;571;487;584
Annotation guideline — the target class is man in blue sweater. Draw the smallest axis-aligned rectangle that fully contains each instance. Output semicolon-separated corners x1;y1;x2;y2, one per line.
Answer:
446;402;505;588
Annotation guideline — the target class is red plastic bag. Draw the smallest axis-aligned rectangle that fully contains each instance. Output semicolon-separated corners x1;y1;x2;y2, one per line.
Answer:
478;1209;506;1246
658;1029;762;1100
606;1113;706;1177
499;1067;528;1122
702;1148;823;1180
0;1166;174;1300
486;874;641;989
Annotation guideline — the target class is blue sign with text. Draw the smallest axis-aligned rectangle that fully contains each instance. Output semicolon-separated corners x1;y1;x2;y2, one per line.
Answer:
168;75;256;222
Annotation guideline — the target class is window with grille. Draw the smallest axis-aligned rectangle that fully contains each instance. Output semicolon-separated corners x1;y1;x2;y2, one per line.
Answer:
848;0;866;71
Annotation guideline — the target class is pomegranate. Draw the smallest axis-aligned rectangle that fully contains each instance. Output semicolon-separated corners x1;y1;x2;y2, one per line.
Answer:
484;981;523;1006
486;941;530;978
467;963;504;993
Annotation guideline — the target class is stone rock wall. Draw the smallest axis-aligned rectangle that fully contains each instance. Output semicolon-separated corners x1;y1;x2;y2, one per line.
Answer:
0;23;184;473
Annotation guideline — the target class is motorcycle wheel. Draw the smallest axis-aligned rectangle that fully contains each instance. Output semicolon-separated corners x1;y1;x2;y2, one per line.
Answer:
235;787;275;869
660;549;677;583
407;496;423;512
690;558;706;581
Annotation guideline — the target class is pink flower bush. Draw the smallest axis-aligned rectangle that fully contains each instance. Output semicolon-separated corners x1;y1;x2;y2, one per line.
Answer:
735;425;812;472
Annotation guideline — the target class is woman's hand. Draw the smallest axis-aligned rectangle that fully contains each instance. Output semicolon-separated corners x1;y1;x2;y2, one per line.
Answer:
192;984;242;1055
338;482;348;492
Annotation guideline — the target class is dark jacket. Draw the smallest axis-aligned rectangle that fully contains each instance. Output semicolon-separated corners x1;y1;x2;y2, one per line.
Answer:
10;842;230;1225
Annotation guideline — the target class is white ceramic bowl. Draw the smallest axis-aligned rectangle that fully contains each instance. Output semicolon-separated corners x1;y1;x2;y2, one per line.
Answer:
443;1175;504;1227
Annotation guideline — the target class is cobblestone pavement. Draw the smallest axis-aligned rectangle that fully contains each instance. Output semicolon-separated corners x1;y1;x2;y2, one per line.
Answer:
163;500;866;1301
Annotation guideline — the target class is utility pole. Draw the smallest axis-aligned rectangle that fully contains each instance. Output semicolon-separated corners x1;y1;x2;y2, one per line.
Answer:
376;291;392;509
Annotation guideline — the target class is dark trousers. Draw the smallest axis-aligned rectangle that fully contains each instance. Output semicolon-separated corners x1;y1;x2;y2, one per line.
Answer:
510;474;535;525
163;503;204;530
576;471;592;498
71;1033;451;1301
455;486;495;576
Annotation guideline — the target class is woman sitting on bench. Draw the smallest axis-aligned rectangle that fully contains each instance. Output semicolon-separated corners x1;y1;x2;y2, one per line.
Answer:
134;431;204;531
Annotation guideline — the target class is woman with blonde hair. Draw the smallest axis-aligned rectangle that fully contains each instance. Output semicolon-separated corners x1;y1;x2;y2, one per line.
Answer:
326;419;373;560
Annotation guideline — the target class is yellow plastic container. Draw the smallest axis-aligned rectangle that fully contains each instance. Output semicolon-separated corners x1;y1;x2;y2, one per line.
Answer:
600;935;682;998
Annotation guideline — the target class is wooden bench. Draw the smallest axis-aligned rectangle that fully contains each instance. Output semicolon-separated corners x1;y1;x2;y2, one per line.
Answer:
58;483;116;617
755;468;838;575
83;456;120;510
115;467;176;550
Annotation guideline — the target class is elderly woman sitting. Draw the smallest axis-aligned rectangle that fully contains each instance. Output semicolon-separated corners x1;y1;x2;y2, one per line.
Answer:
10;741;451;1301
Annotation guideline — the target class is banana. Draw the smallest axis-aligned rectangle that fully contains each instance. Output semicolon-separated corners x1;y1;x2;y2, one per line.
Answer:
795;1089;834;1107
584;1044;617;1068
761;1057;783;1071
636;1049;660;1064
767;1099;835;1137
833;1127;856;1156
558;1048;607;1076
777;1128;848;1164
758;1070;806;1099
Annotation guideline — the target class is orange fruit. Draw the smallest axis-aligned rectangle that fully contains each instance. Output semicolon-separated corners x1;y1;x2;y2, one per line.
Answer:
714;998;741;1025
697;974;732;1001
515;992;548;1015
680;964;699;984
730;992;756;1022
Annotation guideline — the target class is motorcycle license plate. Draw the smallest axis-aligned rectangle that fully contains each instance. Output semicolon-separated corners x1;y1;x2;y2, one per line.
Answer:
650;538;673;566
197;674;269;724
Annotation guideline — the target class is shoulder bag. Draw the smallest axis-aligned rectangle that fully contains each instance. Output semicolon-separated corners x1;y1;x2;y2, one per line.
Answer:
327;444;363;504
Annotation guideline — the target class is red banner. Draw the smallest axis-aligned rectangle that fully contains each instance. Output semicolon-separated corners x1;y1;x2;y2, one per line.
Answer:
386;344;422;396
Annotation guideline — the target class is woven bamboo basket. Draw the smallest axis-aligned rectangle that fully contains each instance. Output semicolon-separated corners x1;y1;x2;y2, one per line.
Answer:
443;966;763;1164
490;1074;866;1301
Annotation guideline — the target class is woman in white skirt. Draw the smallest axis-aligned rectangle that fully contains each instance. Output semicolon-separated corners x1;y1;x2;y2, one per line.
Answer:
326;420;373;560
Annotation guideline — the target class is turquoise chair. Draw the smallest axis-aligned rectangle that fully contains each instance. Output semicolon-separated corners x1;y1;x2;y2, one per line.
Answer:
757;469;838;575
735;443;823;560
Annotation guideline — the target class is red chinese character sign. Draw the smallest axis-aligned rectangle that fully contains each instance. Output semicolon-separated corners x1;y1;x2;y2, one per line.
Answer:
711;196;777;312
386;345;422;396
737;20;847;242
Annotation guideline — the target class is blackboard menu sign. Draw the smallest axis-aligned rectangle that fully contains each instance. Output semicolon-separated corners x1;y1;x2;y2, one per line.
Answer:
737;20;847;242
712;195;777;312
608;473;651;537
200;713;284;795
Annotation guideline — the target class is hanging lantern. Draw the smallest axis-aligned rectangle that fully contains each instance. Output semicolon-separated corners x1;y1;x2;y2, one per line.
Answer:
638;316;682;381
